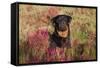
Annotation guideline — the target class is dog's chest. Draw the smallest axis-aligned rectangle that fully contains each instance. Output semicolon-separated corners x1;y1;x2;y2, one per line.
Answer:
50;34;70;48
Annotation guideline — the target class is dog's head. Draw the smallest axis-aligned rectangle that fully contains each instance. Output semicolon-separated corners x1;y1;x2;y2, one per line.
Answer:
51;15;72;38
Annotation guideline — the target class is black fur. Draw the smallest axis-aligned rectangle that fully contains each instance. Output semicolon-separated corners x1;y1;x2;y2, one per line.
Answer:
50;15;72;48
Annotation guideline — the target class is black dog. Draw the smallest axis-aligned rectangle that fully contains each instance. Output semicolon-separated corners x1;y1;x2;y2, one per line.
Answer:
49;15;72;48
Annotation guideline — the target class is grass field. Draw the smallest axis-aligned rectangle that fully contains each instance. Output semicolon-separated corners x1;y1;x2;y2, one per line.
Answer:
19;4;96;64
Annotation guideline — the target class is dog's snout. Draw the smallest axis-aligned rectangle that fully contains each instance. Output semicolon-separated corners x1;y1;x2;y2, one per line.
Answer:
58;24;68;31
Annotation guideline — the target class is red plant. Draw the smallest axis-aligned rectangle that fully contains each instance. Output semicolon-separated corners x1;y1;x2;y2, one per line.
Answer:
28;28;49;48
45;47;67;62
46;48;56;62
71;39;79;47
47;7;59;18
27;27;49;63
39;7;59;23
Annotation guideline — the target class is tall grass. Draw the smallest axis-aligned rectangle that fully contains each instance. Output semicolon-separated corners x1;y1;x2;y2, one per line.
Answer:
19;5;96;64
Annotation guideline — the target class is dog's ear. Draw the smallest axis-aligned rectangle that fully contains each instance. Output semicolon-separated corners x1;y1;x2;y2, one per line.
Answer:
66;15;72;24
51;16;56;27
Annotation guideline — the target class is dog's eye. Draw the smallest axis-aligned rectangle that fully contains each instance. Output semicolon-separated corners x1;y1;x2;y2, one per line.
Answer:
58;25;68;32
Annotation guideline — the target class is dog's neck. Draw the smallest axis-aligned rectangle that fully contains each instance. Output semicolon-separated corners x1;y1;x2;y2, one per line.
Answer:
51;32;70;48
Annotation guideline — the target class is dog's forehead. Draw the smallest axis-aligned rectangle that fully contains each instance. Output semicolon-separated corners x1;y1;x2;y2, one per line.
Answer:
54;15;70;24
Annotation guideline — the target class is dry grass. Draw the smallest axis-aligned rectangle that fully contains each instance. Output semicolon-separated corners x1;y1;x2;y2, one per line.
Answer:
19;4;96;64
